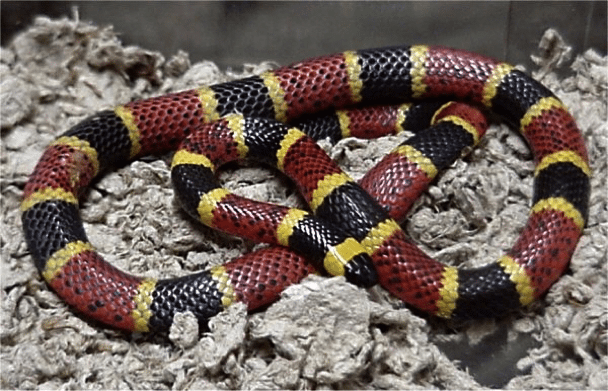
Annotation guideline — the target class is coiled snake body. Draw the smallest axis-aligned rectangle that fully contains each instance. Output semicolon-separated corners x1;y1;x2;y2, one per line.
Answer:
21;45;590;332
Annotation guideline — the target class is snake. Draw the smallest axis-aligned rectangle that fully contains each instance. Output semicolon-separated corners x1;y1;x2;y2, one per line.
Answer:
21;45;591;333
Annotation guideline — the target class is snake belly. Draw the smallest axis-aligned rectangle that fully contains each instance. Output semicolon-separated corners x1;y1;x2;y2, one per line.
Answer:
21;45;591;332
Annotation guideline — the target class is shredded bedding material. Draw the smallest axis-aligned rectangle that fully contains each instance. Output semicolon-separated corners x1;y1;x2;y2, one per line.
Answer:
1;16;606;389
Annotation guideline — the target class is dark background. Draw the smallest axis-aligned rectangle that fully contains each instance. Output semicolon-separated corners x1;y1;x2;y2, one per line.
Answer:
2;1;606;70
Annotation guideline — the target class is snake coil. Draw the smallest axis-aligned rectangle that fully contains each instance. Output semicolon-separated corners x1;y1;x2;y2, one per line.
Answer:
21;45;590;332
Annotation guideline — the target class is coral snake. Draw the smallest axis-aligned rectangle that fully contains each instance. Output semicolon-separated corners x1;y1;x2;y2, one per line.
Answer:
21;45;591;333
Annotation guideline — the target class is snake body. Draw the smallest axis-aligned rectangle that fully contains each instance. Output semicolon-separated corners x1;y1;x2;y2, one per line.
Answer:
21;45;590;332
